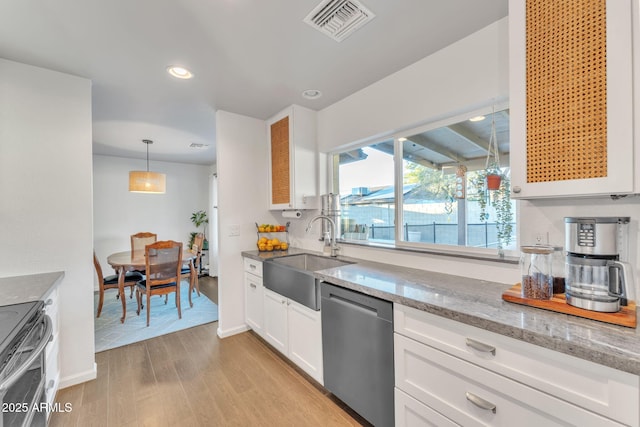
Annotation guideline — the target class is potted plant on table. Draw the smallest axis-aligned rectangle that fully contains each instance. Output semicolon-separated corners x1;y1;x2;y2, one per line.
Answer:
190;210;209;249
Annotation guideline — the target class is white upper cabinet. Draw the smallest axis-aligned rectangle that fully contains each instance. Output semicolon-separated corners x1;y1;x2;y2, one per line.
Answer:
509;0;635;198
267;105;319;210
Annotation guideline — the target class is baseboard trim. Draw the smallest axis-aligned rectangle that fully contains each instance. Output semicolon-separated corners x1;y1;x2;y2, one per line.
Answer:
217;324;249;339
58;362;97;389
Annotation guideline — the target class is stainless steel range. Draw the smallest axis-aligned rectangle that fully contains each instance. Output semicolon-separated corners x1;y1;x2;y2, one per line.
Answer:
0;301;51;427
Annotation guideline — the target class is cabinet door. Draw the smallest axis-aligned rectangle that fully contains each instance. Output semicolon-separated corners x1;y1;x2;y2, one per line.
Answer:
509;0;634;198
245;272;264;337
263;288;288;355
267;105;319;210
287;300;323;384
268;108;293;209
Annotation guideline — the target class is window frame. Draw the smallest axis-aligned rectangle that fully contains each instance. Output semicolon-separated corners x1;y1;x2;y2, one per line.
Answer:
330;102;519;260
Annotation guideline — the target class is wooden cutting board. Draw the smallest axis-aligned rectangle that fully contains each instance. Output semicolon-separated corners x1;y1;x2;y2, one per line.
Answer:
502;283;637;328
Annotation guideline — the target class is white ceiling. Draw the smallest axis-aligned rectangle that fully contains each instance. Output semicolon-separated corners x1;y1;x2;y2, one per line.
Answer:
0;0;508;165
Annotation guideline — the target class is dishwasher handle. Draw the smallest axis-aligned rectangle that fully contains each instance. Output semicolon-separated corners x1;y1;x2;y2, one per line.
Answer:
320;281;393;322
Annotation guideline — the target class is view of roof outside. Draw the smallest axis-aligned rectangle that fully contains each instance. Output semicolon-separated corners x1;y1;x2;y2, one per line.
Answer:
336;135;516;250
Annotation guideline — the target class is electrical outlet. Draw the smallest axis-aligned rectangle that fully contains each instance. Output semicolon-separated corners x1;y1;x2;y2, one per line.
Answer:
228;224;240;237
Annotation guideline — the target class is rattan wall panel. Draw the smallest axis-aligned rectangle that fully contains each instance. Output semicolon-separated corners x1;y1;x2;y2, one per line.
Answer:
270;117;291;205
526;0;607;183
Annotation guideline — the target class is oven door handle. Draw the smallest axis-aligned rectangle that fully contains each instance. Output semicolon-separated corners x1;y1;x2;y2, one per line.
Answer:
0;315;52;394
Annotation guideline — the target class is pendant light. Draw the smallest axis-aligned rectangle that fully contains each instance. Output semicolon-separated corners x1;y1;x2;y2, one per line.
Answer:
129;139;166;194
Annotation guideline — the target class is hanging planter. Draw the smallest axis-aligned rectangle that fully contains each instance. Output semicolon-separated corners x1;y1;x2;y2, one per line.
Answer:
484;106;502;188
486;173;502;190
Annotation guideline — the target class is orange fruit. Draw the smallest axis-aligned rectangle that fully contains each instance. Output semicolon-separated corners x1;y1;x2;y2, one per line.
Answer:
266;244;274;251
280;242;288;250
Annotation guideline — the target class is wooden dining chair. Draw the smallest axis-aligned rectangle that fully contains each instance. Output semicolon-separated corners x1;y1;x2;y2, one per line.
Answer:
93;251;143;318
135;240;183;327
181;233;203;307
130;232;157;253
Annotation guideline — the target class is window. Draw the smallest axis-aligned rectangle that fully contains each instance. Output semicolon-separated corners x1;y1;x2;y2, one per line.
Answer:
333;106;516;254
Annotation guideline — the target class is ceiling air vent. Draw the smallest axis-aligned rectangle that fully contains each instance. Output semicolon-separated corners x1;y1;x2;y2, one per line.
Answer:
189;143;209;150
304;0;376;42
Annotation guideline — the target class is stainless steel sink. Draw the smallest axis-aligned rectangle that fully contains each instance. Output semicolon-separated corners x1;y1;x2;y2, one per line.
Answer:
270;253;352;272
263;254;354;311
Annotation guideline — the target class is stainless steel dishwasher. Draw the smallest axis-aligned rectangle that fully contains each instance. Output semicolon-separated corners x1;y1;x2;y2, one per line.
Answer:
321;282;394;427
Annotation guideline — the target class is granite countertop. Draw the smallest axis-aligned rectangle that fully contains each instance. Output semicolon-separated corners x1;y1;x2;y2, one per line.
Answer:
0;271;65;306
242;249;640;376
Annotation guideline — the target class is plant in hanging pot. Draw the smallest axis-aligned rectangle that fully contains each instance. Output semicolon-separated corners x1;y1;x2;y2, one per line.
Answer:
485;166;502;190
471;169;513;251
483;107;504;191
469;106;514;253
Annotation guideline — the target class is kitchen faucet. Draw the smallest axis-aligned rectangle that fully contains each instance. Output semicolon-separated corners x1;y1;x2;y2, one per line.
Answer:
306;215;340;257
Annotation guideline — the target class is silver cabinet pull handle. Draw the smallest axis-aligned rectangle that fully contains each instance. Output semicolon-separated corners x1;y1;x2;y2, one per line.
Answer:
249;264;256;270
466;392;496;413
466;338;496;355
249;283;256;289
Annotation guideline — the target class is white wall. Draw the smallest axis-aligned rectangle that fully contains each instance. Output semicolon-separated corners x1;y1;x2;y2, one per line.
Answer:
318;18;509;152
0;58;95;387
215;110;280;337
92;155;211;277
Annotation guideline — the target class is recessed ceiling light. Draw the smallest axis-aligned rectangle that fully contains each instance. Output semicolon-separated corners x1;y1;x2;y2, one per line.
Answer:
469;115;486;122
167;65;193;79
398;137;407;142
302;89;322;99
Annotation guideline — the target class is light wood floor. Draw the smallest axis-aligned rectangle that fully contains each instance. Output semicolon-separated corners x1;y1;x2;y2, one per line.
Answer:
50;276;366;426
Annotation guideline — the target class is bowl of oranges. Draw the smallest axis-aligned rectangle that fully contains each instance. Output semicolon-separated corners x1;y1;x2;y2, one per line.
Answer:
257;223;287;232
257;237;289;252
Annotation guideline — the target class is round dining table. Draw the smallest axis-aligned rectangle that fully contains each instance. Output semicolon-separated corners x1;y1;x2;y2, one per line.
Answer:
107;248;197;323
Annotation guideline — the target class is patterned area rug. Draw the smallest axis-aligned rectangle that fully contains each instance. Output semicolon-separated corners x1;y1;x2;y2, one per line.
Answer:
94;280;218;353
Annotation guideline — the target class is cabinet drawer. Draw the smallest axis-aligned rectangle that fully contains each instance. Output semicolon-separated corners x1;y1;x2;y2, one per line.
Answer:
243;258;263;277
395;334;623;427
394;304;639;426
396;388;459;427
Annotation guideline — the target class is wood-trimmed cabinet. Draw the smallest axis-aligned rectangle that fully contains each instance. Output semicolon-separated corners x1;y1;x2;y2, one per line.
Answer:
394;304;639;426
266;105;319;210
509;0;635;198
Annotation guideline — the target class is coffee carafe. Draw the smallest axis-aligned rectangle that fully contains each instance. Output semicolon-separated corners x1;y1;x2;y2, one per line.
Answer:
564;217;635;313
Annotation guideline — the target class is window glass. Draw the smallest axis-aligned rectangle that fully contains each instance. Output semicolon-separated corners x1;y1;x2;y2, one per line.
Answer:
337;142;395;243
333;107;516;253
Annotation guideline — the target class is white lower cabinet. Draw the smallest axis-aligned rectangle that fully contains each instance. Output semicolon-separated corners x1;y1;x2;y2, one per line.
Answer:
287;298;323;384
263;288;323;384
394;304;639;427
245;271;265;337
263;288;289;354
244;258;265;338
